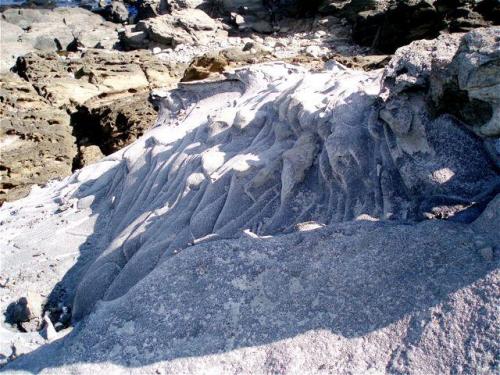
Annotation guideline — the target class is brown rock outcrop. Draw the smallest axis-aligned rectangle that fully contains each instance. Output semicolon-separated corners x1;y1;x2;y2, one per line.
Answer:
1;49;185;203
0;73;76;203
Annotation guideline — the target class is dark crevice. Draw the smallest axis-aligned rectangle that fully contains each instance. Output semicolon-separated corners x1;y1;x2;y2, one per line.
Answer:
70;106;107;171
42;284;72;332
433;81;493;128
69;97;157;170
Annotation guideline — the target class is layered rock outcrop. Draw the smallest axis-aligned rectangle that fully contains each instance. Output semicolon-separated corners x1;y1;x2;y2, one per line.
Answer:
0;73;76;203
15;49;184;110
0;48;185;202
0;2;369;204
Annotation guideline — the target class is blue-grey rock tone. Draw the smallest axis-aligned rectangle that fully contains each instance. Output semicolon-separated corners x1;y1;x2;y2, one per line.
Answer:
0;27;498;374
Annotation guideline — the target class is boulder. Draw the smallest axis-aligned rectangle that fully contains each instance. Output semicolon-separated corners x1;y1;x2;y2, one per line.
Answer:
105;1;130;23
224;42;272;63
1;49;184;202
0;8;119;73
181;52;228;82
120;27;150;49
135;9;227;48
166;0;206;9
229;12;275;33
134;0;207;20
136;0;169;19
381;27;500;138
329;53;391;70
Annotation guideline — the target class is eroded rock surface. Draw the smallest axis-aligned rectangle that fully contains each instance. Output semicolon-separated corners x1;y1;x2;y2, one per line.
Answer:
122;8;228;49
0;73;76;203
0;28;498;373
72;92;160;157
0;48;185;202
381;27;500;156
321;0;500;53
0;7;119;73
181;52;229;82
15;49;184;110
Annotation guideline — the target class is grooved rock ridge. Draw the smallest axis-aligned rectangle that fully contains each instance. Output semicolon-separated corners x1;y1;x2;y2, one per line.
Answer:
0;28;499;374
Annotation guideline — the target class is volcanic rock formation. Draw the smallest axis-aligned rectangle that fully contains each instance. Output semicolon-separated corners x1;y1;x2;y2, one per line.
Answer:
0;27;498;373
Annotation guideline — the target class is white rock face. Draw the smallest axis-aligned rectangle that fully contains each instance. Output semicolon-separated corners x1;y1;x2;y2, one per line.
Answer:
1;30;499;373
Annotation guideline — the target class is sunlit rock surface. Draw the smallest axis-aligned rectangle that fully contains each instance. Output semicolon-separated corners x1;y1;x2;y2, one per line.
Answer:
1;28;498;373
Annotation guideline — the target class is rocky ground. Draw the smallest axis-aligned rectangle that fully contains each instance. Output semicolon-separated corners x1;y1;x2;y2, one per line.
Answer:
0;2;374;204
2;0;497;204
0;0;499;373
